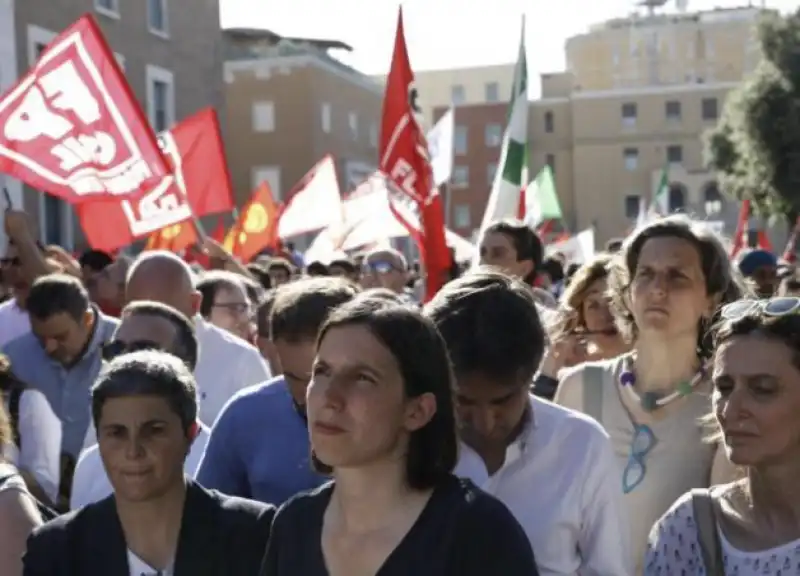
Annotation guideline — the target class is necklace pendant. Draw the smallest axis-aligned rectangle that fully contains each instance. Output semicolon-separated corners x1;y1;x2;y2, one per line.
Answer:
676;381;693;396
641;392;659;412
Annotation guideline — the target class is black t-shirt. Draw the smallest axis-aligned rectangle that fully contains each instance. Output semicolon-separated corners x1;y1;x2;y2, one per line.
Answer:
259;474;539;576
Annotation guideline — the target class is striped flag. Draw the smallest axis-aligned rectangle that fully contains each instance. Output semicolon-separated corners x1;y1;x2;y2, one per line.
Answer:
477;16;528;233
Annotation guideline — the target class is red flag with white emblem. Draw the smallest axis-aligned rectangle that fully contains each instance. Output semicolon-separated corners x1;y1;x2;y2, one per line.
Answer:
0;14;169;204
379;8;450;300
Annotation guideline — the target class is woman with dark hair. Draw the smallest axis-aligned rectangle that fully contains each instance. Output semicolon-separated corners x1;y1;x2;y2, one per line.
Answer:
554;215;746;571
646;297;800;574
260;298;537;575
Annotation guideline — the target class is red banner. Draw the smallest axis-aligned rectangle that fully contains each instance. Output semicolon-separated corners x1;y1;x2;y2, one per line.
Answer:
0;14;169;204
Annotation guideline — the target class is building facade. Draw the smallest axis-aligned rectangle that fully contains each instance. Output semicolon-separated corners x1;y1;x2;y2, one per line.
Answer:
0;0;224;251
223;29;383;212
433;5;775;246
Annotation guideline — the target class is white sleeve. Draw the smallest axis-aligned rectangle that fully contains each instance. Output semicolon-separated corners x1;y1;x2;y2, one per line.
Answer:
70;446;109;510
578;426;634;576
239;346;271;388
17;389;61;503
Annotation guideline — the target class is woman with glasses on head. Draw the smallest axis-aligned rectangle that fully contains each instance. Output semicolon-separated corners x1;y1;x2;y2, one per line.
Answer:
536;253;631;400
260;297;537;576
646;296;800;574
554;215;745;572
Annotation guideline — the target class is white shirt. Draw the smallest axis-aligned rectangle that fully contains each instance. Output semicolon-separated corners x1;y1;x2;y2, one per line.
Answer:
70;423;210;511
0;299;30;348
453;395;632;576
194;319;271;426
3;388;61;502
127;549;173;576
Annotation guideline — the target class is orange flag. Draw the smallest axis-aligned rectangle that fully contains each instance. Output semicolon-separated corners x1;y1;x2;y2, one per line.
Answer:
223;182;280;263
144;222;198;253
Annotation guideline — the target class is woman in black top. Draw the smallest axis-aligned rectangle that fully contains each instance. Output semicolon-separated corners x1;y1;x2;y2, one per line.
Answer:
260;297;538;576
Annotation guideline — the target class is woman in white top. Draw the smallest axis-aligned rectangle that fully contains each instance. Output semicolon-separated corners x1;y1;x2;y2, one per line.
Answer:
0;400;43;576
555;215;745;570
1;353;61;505
646;296;800;574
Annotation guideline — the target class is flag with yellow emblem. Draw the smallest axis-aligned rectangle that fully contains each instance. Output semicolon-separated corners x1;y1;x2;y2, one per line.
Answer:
223;181;280;263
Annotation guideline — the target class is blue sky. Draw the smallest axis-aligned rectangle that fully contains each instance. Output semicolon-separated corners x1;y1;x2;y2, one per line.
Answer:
221;0;794;90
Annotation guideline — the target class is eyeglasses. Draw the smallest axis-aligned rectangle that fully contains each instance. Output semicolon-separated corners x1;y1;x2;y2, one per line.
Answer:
102;339;163;362
363;261;398;275
720;296;800;321
0;257;20;267
212;302;252;318
622;424;656;494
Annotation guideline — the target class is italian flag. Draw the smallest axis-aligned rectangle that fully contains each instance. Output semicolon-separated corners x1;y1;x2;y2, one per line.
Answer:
648;167;670;217
523;165;562;226
477;16;528;234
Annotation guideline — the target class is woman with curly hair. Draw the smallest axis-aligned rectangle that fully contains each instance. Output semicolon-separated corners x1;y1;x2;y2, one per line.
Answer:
535;253;630;399
554;215;746;571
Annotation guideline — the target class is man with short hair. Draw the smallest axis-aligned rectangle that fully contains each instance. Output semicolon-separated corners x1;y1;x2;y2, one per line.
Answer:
125;251;271;425
424;271;630;576
196;270;253;341
361;248;414;302
71;300;212;509
196;277;359;505
266;258;294;287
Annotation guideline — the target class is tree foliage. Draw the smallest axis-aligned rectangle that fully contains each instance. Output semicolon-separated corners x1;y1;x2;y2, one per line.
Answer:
704;8;800;223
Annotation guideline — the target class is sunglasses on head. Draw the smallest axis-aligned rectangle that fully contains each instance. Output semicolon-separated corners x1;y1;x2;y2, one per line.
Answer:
720;296;800;322
102;340;163;362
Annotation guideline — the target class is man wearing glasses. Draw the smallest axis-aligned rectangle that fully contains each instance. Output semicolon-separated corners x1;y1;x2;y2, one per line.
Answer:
360;248;417;304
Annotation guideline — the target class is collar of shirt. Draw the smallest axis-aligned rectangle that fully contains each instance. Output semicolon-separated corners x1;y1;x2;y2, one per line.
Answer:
503;399;537;467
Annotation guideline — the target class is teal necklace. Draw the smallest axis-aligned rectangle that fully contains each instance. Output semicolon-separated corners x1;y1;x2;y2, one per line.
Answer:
618;359;706;412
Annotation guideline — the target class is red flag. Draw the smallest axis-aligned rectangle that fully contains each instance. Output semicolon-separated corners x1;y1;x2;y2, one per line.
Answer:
78;107;234;251
379;8;449;301
223;182;280;263
144;221;197;253
0;14;169;204
730;200;750;257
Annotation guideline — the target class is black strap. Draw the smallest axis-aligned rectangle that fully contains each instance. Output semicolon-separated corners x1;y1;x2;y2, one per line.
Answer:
8;386;21;448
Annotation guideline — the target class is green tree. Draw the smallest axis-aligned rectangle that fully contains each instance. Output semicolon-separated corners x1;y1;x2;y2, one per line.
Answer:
704;8;800;226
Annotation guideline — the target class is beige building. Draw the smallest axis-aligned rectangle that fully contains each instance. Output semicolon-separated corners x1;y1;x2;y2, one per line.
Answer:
0;0;224;251
374;63;515;128
224;29;383;210
435;5;779;246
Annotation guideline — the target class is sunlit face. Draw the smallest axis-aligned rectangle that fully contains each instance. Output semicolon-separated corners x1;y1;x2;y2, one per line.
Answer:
94;263;126;304
274;338;316;407
98;395;190;503
307;324;435;470
268;267;291;287
479;232;532;281
208;284;251;340
629;236;712;339
455;372;529;452
31;310;92;365
712;334;800;467
361;252;407;293
1;244;28;302
581;278;616;334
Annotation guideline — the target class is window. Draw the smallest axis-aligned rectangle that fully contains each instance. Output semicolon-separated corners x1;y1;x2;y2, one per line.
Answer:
348;112;358;139
454;125;467;155
621;102;637;127
27;25;56;65
451;84;465;105
623;148;639;171
703;182;723;215
369;123;378;148
546;154;556;173
624;194;641;219
252;101;275;132
94;0;120;17
485;82;500;103
544;111;554;133
487;162;497;186
666;145;683;164
702;97;718;121
665;100;682;122
251;166;282;200
146;65;175;132
452;166;469;188
148;0;169;36
321;103;331;133
669;184;687;212
39;193;74;249
484;123;502;148
454;204;471;228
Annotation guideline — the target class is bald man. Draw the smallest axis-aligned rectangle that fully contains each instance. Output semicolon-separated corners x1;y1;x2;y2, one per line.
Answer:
125;251;271;425
360;248;416;303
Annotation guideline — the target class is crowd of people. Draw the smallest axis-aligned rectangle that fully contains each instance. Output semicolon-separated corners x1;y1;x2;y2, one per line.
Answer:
1;208;799;575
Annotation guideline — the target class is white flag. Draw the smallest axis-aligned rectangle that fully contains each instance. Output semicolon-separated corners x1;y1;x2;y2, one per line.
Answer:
426;108;454;186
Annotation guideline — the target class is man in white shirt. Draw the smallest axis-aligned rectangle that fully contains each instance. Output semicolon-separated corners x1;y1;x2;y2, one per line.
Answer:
0;243;31;347
425;270;632;576
124;251;271;425
72;300;210;509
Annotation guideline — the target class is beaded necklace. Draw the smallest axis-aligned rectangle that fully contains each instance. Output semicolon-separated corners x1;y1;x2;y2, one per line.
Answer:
618;358;706;412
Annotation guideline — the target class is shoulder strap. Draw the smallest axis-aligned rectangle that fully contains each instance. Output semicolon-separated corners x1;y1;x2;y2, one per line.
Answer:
8;386;21;448
582;365;605;423
691;488;724;576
